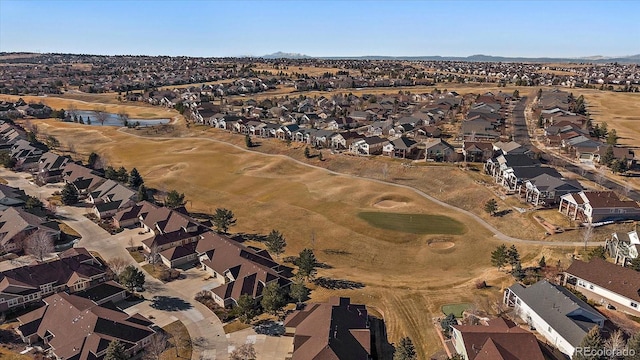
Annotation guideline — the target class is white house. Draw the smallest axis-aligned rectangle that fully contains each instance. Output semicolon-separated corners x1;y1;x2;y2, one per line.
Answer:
564;258;640;317
503;280;605;357
606;226;639;266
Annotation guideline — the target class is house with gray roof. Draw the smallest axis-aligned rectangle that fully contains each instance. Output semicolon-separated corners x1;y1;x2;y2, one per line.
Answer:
382;137;419;158
520;173;582;206
503;280;606;357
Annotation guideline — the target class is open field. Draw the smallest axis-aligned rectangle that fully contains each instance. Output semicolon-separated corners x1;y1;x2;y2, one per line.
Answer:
19;119;577;358
0;94;175;119
358;212;466;235
253;64;340;76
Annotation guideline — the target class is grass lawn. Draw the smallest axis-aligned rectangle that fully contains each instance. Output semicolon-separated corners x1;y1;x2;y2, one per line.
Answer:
160;320;192;360
142;264;164;279
59;222;81;239
0;347;32;360
129;249;146;263
442;303;473;318
358;212;466;235
223;319;251;334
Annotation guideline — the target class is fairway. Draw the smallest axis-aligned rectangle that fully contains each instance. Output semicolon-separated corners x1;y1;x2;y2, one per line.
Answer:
358;211;466;235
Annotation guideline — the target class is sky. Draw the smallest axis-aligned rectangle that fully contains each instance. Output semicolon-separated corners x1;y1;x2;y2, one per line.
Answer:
1;0;638;58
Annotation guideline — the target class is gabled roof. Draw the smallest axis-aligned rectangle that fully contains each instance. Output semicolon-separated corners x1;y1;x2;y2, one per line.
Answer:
452;318;545;360
17;292;154;360
0;207;60;247
565;258;640;303
507;280;605;347
284;297;370;360
0;248;105;297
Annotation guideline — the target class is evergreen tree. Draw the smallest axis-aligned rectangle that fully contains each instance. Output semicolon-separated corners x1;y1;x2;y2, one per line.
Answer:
104;166;117;180
606;129;618;145
128;167;144;188
87;152;99;169
538;256;546;268
104;340;128;360
491;244;507;270
212;208;236;233
572;326;603;360
304;147;311;158
116;166;128;183
296;248;317;282
610;159;628;175
245;134;253;148
234;294;258;324
506;245;520;270
393;337;417;360
165;190;186;208
137;184;149;202
484;199;498;216
440;314;457;338
61;183;78;205
629;257;640;272
260;282;286;315
601;145;615;166
118;265;145;291
587;246;607;261
265;229;286;259
289;279;309;304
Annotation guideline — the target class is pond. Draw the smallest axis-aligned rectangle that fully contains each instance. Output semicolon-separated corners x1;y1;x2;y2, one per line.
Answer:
69;111;171;127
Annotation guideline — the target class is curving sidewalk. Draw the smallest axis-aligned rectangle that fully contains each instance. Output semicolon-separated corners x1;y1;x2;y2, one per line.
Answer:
117;128;603;247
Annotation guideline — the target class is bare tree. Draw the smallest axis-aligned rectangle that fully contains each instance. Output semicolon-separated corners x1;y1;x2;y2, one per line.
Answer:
107;257;128;276
68;104;78;120
117;111;129;126
230;344;256;360
604;330;626;359
94;107;109;126
582;224;594;251
143;332;167;360
173;328;191;358
25;231;54;262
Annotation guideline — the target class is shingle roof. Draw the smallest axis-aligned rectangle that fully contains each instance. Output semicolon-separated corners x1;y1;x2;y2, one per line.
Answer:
565;258;640;303
284;297;370;360
507;280;605;347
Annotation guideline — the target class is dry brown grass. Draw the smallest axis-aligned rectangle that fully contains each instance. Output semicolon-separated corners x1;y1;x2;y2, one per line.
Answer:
26;119;576;358
0;94;175;119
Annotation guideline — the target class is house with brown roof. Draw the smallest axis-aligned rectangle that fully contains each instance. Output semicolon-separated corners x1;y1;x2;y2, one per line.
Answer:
0;207;60;253
0;183;27;210
451;317;545;360
35;152;70;185
462;141;494;162
62;162;105;198
0;247;106;312
284;297;371;360
558;191;640;223
88;180;136;219
424;138;455;162
196;231;290;307
564;258;640;317
15;292;155;360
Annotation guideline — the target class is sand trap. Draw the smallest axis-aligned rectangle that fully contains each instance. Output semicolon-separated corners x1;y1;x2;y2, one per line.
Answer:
428;240;455;249
374;200;407;208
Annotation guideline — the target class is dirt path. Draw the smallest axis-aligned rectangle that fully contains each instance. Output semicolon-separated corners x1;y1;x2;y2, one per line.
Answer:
117;128;604;248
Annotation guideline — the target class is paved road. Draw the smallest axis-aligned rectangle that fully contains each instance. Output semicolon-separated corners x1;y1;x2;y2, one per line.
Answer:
0;169;228;360
515;98;640;202
116;128;603;247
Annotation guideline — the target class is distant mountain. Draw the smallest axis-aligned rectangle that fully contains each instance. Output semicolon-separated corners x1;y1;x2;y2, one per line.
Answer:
258;52;640;64
262;52;312;59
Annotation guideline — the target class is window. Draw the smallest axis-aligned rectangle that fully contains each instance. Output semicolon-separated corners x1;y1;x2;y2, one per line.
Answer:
589;285;594;290
632;302;638;308
548;326;552;333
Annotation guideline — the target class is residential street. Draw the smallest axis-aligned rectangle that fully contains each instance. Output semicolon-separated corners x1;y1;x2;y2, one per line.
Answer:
0;168;229;360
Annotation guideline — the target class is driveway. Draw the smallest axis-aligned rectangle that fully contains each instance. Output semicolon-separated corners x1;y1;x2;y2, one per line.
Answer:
0;168;229;360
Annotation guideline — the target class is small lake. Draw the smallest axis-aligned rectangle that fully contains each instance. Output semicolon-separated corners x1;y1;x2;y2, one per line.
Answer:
69;111;171;127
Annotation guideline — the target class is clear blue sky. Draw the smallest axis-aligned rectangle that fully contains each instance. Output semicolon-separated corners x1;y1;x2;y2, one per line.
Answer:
1;0;638;58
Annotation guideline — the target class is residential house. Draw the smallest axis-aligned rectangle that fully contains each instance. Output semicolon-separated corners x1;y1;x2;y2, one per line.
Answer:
451;317;545;360
503;280;606;357
284;297;371;360
196;231;290;307
0;207;60;253
564;258;640;317
62;162;105;197
0;248;106;312
16;292;155;360
382;137;419;158
462;142;494;162
0;183;26;210
35;152;70;185
606;225;639;266
424;138;455;162
520;174;582;206
88;180;136;219
349;136;387;156
558;191;640;223
493;141;527;155
461;118;500;142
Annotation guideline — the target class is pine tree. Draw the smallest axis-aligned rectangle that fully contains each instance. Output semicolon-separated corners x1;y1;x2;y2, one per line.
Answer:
104;340;128;360
128;167;144;188
296;248;317;282
484;199;498;216
506;245;520;270
165;190;186;208
394;337;417;360
61;183;78;205
265;229;286;259
245;134;253;148
212;208;236;233
491;244;507;270
289;279;309;304
538;256;546;268
601;145;615;166
572;326;603;360
304;147;311;158
260;282;286;315
137;184;149;202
